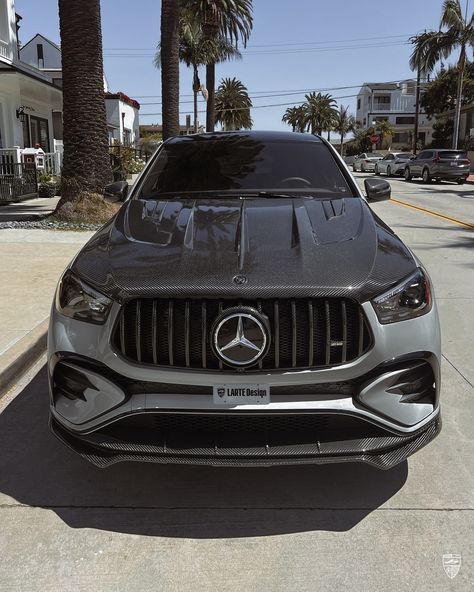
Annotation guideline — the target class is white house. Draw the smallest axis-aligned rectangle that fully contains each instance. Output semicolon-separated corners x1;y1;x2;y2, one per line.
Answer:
0;1;62;153
105;92;140;146
356;80;434;149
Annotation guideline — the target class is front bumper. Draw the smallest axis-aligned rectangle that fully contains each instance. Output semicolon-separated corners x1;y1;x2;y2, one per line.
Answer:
48;300;442;469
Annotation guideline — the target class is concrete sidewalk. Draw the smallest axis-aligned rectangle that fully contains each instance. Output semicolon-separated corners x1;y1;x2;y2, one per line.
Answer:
0;196;60;222
0;228;94;393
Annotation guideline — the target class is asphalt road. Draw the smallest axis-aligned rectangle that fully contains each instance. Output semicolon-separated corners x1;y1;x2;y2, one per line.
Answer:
0;175;473;591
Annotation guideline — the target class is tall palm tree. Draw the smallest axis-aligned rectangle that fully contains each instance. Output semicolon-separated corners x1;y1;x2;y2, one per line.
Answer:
333;105;355;155
57;0;112;204
155;17;240;133
160;0;180;139
282;107;300;132
215;77;252;130
409;0;474;148
303;92;338;135
185;0;253;132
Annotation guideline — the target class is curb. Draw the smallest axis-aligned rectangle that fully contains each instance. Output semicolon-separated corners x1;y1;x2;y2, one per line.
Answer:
0;317;49;399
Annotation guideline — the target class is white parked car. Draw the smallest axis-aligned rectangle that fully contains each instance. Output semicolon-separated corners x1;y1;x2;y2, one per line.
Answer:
375;152;414;177
352;153;383;172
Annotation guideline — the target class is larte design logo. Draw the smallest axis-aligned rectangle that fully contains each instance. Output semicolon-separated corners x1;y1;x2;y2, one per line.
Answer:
216;388;226;398
442;554;461;579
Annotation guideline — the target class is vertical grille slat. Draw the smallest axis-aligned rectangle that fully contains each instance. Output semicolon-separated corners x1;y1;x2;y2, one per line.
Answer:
201;301;207;369
341;300;347;363
114;297;372;372
325;299;331;366
274;300;280;369
308;300;314;367
168;301;174;366
135;301;141;362
184;300;190;367
291;299;297;368
152;300;158;364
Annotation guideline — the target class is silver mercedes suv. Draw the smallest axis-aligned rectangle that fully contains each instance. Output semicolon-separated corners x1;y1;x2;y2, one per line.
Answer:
48;131;441;469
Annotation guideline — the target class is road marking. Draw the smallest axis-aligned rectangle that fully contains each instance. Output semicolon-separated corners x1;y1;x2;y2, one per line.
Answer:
391;198;474;229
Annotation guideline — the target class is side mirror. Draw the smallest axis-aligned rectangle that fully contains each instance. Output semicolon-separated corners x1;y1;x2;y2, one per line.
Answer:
104;180;129;202
364;178;391;201
410;155;417;160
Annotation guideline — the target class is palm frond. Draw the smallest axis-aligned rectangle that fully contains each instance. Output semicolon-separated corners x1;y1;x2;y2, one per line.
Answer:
440;0;464;32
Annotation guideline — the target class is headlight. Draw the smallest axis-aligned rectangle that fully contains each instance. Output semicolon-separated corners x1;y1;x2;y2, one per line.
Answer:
372;268;432;324
56;272;112;324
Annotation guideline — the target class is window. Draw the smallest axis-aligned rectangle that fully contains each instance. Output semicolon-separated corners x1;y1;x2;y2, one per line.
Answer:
22;115;30;147
37;43;44;68
29;116;50;151
393;132;409;144
396;116;415;125
374;116;388;122
123;128;132;146
374;96;390;104
357;98;361;110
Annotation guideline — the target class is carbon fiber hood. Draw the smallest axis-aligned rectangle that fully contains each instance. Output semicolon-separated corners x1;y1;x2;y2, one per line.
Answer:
72;196;416;302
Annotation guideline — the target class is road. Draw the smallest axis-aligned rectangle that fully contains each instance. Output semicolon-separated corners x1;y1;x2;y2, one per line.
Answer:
0;174;473;591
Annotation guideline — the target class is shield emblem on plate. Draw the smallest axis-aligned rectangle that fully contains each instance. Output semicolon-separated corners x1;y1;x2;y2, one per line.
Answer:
442;554;461;579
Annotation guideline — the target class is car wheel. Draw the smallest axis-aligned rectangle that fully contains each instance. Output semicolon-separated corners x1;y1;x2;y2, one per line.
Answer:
422;168;431;184
374;165;379;175
457;178;466;185
387;166;392;177
404;167;412;181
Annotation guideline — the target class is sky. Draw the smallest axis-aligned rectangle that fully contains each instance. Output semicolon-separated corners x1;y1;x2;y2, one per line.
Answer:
15;0;470;131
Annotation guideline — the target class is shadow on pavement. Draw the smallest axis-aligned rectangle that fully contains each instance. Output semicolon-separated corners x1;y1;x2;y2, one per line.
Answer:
0;366;408;538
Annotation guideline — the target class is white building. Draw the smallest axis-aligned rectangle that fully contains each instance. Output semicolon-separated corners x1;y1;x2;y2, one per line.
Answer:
356;80;434;149
0;2;62;152
105;92;140;146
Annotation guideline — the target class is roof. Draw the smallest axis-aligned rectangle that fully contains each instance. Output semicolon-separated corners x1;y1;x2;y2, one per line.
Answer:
105;92;140;110
167;130;324;143
20;33;61;53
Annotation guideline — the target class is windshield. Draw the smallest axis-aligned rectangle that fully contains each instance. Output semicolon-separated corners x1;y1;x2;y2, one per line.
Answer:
138;137;355;198
369;153;383;158
396;153;413;160
439;151;468;159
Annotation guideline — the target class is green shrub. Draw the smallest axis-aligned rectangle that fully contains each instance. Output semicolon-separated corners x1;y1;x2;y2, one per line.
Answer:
38;182;58;199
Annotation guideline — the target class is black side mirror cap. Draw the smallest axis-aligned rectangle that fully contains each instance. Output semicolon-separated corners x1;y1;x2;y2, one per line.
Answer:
104;180;129;202
410;155;417;160
364;178;391;201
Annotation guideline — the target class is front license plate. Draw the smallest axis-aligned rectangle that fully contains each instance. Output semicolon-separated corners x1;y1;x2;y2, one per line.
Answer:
213;384;270;405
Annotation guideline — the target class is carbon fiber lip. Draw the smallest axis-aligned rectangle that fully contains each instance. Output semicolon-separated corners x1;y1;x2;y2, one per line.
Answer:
50;414;441;471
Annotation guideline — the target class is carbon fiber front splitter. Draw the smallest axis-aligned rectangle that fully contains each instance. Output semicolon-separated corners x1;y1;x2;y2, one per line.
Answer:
50;414;441;471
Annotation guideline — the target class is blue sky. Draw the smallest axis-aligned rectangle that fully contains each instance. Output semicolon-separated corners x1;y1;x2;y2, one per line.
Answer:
15;0;469;130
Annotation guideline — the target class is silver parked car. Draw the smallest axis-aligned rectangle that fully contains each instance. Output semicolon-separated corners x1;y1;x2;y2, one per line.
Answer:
404;149;471;184
375;152;414;177
353;152;383;172
48;131;441;470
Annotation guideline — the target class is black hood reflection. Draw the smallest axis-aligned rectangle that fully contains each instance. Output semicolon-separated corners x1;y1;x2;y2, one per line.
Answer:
72;196;416;303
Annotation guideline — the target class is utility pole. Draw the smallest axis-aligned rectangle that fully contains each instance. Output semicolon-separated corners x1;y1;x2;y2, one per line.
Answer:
413;65;421;154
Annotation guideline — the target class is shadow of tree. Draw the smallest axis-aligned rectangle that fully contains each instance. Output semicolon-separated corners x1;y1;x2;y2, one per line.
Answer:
0;367;408;538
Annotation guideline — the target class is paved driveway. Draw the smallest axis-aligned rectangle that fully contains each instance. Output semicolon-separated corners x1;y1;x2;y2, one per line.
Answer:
0;176;473;591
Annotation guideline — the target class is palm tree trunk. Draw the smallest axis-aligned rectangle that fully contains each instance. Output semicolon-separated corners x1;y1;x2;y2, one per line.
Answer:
206;63;216;132
340;131;344;155
161;0;180;140
193;65;199;133
57;0;112;205
413;65;421;154
453;46;466;149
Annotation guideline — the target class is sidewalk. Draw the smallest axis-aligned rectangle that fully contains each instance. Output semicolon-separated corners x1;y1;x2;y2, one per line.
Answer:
0;228;94;393
0;197;60;222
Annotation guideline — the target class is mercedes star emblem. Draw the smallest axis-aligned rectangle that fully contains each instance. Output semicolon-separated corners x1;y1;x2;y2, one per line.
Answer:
213;308;269;367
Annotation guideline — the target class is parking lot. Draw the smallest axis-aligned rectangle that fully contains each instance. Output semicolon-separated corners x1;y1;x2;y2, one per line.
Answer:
0;174;473;591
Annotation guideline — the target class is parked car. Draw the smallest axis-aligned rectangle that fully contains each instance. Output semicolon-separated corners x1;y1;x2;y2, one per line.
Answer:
375;152;414;177
49;131;441;470
353;152;383;172
404;149;471;184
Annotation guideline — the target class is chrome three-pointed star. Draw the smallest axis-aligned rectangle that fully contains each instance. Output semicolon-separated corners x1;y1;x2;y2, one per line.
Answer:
219;316;262;353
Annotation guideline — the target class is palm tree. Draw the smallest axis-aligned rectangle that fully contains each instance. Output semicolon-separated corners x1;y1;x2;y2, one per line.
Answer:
333;105;355;155
160;0;180;139
215;77;252;130
282;107;300;132
155;17;240;133
185;0;253;132
57;0;112;204
409;0;474;148
303;92;338;135
376;119;395;149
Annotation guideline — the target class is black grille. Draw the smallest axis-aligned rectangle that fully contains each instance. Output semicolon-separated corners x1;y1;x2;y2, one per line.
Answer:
113;298;372;371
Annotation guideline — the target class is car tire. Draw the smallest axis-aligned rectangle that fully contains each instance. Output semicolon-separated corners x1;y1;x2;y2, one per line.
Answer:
422;168;431;184
404;167;412;181
387;166;392;177
457;178;466;185
374;165;379;175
